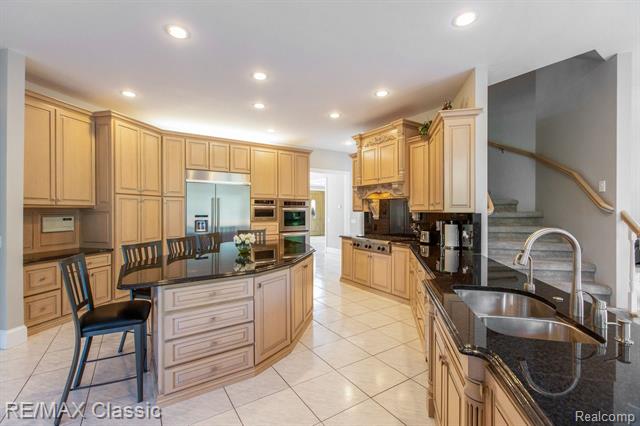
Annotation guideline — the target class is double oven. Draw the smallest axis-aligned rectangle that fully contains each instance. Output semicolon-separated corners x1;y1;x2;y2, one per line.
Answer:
250;199;311;254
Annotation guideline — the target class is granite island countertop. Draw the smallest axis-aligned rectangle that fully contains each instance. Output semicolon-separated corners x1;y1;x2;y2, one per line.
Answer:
118;241;315;290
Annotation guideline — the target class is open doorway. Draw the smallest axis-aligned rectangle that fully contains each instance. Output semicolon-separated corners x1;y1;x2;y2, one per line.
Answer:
310;190;326;237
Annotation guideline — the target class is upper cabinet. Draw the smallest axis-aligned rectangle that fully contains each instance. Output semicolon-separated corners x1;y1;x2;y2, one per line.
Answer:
251;147;278;198
185;138;209;170
24;94;95;207
209;140;230;172
293;153;310;200
162;136;185;197
408;138;428;212
114;119;161;196
185;138;252;174
278;152;309;199
350;153;363;212
230;145;251;173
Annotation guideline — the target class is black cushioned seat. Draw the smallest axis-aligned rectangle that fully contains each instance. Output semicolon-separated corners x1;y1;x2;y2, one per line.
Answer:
80;300;151;334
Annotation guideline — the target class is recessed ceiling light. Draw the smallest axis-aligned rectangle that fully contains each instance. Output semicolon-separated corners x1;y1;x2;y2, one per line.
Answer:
453;12;476;27
375;89;389;98
121;90;136;98
253;103;265;110
253;72;267;81
267;128;275;133
166;25;190;39
329;112;341;119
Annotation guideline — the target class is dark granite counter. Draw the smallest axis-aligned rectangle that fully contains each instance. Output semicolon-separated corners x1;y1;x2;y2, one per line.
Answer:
407;242;640;426
24;247;113;265
117;241;314;290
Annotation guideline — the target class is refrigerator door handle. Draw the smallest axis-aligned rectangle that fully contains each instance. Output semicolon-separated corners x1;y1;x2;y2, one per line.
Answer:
216;197;221;231
211;197;217;233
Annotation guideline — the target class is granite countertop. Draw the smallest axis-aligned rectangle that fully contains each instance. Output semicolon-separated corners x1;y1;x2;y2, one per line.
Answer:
24;247;114;265
117;241;315;290
407;242;640;425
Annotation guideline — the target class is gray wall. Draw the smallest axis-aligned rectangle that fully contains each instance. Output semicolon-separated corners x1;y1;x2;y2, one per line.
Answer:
488;72;537;211
535;54;618;294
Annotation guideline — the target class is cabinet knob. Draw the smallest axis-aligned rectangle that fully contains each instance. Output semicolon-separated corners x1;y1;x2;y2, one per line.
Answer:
257;283;262;289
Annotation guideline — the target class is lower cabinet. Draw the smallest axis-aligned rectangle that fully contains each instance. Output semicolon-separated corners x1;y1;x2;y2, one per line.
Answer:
255;270;291;364
485;369;533;426
370;252;392;292
352;249;370;285
433;320;466;426
291;256;313;338
391;245;410;298
340;238;353;281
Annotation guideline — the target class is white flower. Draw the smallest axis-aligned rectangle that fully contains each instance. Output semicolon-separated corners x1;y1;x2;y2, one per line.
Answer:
248;234;256;244
233;235;241;244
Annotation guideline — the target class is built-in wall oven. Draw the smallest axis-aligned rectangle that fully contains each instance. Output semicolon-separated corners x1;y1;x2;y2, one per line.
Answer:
251;199;277;222
280;231;311;258
279;200;309;232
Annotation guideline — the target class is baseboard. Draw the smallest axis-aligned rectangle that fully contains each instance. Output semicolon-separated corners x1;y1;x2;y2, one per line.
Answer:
0;325;28;349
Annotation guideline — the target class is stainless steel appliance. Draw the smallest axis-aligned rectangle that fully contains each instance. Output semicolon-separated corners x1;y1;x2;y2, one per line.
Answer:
419;231;431;244
251;199;277;222
279;200;310;232
351;237;392;255
437;220;460;248
186;170;250;243
280;231;310;258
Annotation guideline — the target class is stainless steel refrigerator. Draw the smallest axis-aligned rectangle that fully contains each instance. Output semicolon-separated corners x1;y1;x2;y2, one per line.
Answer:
185;170;250;243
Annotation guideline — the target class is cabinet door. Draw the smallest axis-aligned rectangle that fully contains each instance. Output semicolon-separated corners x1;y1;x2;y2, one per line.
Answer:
255;270;290;364
351;155;361;186
89;266;112;306
185;138;209;170
277;151;295;199
140;196;162;242
341;239;353;280
163;197;185;252
352;190;364;212
444;117;474;212
370;252;392;292
114;120;141;195
434;334;447;424
361;146;378;185
24;98;56;205
140;130;162;196
391;246;410;298
446;367;465;426
294;153;310;199
230;145;251;174
378;140;398;183
352;250;370;285
209;141;230;172
290;262;305;338
163;136;185;197
251;147;278;198
429;124;444;211
303;257;314;319
409;142;428;211
116;195;140;247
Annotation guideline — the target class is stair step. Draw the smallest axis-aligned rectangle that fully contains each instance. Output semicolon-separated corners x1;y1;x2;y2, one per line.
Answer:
489;226;565;242
489;239;572;252
549;280;612;297
492;198;519;213
489;248;573;260
489;211;544;226
490;256;596;284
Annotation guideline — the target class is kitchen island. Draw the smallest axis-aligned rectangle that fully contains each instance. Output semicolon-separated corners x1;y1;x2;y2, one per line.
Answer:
118;241;315;404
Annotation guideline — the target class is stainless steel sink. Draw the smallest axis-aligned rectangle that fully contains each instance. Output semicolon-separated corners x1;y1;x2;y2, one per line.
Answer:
481;316;602;344
454;288;557;318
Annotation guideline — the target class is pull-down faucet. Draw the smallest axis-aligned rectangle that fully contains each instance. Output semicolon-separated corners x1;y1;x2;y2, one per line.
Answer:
513;228;584;322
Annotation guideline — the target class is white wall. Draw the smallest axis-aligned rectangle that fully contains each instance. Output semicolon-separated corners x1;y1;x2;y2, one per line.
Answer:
0;49;26;348
310;148;352;171
488;72;537;210
453;70;476;109
473;66;489;256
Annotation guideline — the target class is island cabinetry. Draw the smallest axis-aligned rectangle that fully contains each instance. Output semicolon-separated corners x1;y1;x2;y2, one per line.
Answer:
291;256;314;338
255;269;291;363
484;369;533;426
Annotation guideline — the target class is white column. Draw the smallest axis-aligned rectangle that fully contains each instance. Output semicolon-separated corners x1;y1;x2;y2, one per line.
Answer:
473;65;489;256
0;48;26;349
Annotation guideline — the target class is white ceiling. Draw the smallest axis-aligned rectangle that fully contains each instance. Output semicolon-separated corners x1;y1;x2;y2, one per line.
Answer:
0;1;637;152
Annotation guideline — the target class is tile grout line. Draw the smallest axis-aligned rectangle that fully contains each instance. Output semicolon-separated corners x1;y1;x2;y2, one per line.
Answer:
270;364;322;425
221;385;244;426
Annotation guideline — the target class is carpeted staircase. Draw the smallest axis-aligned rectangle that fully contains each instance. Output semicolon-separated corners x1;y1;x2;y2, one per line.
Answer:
488;198;612;300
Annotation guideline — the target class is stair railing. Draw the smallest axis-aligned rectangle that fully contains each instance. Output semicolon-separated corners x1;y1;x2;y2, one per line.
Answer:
621;210;640;315
489;141;614;214
487;192;495;215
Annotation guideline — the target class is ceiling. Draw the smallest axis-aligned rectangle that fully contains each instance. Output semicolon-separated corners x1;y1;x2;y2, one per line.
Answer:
0;1;637;152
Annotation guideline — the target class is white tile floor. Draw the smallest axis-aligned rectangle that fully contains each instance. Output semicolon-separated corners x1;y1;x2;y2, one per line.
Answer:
0;244;433;426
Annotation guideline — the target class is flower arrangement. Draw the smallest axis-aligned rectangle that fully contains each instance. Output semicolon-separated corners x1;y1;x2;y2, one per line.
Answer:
233;233;256;255
234;254;255;272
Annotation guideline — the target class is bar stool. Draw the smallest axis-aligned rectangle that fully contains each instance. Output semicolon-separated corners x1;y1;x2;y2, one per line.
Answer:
117;240;161;353
167;235;197;256
56;254;150;426
237;229;267;244
196;232;221;252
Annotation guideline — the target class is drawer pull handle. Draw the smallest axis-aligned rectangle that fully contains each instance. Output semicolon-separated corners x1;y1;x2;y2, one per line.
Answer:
257;283;262;289
38;277;46;282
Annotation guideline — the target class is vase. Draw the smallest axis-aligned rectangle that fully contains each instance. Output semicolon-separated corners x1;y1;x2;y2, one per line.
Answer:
236;241;252;255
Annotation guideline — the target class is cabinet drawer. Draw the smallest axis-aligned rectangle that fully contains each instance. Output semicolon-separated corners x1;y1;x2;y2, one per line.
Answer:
164;300;254;340
85;253;111;269
24;263;60;297
163;345;254;394
24;290;61;326
164;322;254;367
251;222;278;237
164;278;254;311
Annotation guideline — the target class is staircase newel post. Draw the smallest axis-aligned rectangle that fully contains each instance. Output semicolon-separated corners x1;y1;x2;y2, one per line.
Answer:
629;230;639;315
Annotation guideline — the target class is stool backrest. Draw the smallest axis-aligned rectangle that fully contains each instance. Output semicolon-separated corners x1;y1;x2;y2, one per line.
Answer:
167;236;197;256
237;229;267;245
59;254;94;316
122;241;162;264
196;232;221;252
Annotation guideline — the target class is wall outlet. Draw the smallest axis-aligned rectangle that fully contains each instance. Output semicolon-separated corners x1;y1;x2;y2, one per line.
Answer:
598;180;606;193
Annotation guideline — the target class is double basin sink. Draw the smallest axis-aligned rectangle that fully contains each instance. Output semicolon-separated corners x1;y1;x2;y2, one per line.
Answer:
453;288;603;345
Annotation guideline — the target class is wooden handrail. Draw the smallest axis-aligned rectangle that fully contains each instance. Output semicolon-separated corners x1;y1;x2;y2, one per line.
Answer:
488;141;615;214
487;192;495;215
622;211;640;237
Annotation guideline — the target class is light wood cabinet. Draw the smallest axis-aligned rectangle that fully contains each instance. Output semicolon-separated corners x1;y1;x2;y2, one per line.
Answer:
250;222;278;241
352;249;370;285
251;147;278;198
291;261;305;338
391;245;410;298
230;145;251;174
351;152;361;187
24;291;61;327
304;257;313;319
443;116;475;212
485;369;532;426
360;146;378;186
88;265;112;306
163;197;185;252
24;263;60;297
140;196;162;242
409;139;429;212
209;141;230;172
340;238;353;281
277;151;295;199
114;120;161;196
377;140;398;183
140;130;162;196
24;95;95;207
255;270;290;364
294;153;310;199
162;136;185;197
185;138;210;170
429;122;444;211
370;252;392;292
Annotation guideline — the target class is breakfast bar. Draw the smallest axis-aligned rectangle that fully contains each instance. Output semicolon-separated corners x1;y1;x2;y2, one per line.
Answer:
118;241;315;404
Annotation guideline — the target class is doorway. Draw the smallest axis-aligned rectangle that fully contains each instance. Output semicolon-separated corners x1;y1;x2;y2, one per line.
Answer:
310;190;325;237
